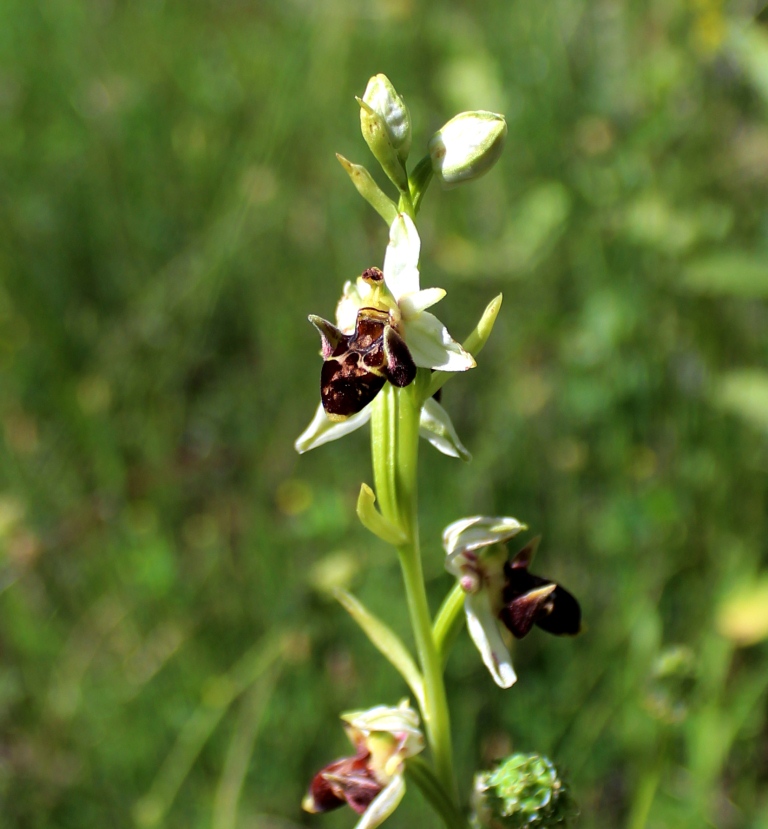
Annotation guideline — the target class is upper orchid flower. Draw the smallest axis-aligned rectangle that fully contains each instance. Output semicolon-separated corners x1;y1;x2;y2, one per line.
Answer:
296;213;475;458
303;699;424;829
443;516;582;688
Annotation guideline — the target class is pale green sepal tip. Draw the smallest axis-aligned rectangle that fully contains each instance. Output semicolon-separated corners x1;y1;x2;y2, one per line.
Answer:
334;588;425;711
357;483;408;546
428;293;503;399
464;292;503;355
336;154;398;226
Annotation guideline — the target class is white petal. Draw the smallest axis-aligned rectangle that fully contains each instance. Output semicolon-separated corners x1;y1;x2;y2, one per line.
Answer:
336;278;369;333
404;311;475;371
465;593;517;688
419;398;471;461
442;515;525;556
354;774;406;829
295;403;372;454
383;214;421;300
342;702;421;737
399;287;446;319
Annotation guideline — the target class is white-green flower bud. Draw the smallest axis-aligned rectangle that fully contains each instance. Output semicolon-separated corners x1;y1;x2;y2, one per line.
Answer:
428;111;507;188
362;74;412;161
358;75;410;191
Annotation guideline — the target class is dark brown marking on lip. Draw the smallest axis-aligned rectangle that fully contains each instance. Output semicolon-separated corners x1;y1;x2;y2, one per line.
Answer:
314;306;416;420
361;266;384;284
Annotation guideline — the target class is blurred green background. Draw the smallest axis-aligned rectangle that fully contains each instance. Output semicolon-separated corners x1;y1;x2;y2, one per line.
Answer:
2;0;768;826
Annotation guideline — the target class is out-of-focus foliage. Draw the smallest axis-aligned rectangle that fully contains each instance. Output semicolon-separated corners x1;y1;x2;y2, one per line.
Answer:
1;0;768;827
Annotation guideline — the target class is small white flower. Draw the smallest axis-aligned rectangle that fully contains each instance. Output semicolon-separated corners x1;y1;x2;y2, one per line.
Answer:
444;517;582;689
303;699;424;829
443;516;525;689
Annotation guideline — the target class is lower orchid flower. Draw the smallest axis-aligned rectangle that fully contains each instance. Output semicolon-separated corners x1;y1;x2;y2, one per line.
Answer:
303;700;424;829
443;516;582;688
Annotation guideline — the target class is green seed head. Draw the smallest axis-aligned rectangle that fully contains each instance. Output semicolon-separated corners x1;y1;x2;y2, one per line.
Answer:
471;753;576;829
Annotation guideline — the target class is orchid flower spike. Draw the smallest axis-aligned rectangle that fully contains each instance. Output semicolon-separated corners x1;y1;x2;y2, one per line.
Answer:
303;699;424;829
296;213;474;458
443;517;582;688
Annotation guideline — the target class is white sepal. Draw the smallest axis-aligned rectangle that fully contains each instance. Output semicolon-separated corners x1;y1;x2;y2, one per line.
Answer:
295;403;372;454
419;398;471;461
342;700;421;742
465;592;517;689
404;311;475;371
442;515;525;558
354;774;406;829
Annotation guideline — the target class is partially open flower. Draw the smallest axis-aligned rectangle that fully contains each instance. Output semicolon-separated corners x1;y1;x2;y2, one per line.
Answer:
443;517;581;688
299;212;474;434
303;700;424;829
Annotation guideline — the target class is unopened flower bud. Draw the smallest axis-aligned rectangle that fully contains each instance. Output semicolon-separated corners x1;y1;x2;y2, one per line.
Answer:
428;111;507;188
472;753;575;829
362;74;412;160
358;75;410;191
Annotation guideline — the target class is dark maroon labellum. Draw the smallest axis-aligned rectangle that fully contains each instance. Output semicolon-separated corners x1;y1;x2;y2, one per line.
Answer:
312;305;417;420
499;538;582;639
306;751;383;815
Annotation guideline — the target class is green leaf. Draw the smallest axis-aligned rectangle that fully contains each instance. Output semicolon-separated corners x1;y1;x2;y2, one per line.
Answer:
134;632;290;828
334;589;424;709
356;483;408;546
336;154;398;225
681;253;768;298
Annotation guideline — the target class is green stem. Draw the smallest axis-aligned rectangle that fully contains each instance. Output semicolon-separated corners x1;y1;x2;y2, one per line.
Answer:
371;377;457;803
406;757;466;829
397;189;417;220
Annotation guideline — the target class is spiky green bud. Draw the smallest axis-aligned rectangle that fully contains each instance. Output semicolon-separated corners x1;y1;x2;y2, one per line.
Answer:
471;753;575;829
